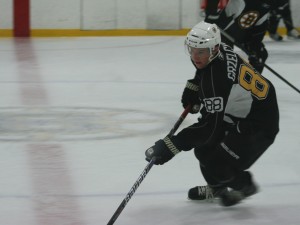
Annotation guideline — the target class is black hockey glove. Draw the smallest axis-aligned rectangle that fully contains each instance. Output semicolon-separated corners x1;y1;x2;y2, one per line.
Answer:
247;52;267;74
181;79;200;114
145;137;181;165
244;35;268;73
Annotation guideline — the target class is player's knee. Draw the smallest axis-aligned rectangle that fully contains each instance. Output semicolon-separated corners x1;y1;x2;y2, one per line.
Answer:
205;149;235;184
194;147;210;167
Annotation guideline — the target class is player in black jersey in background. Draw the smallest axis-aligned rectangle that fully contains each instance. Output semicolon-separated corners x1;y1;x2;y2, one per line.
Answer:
204;0;272;73
145;21;279;206
268;0;300;41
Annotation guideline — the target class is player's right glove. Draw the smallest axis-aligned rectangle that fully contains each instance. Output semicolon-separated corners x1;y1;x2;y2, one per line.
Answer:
181;79;200;114
145;137;181;165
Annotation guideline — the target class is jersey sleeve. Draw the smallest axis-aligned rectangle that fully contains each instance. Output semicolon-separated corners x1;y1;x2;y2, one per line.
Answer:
172;53;234;151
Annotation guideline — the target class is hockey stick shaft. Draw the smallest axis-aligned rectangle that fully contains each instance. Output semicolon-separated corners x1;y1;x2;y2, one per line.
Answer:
220;29;300;94
168;104;191;137
107;105;191;225
107;157;156;225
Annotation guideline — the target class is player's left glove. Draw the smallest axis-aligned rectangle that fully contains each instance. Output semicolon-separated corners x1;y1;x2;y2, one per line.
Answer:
145;137;181;165
181;79;200;114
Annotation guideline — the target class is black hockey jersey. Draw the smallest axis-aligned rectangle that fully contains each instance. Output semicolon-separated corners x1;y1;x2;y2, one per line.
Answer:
174;44;279;151
206;0;271;43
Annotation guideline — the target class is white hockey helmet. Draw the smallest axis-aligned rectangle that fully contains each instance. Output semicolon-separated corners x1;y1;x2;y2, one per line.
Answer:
185;21;221;58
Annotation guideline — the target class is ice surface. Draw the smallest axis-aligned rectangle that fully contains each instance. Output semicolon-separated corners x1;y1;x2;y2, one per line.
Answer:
0;36;299;225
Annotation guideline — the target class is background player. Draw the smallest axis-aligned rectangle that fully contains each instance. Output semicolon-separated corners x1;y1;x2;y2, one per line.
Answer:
268;0;300;41
203;0;272;73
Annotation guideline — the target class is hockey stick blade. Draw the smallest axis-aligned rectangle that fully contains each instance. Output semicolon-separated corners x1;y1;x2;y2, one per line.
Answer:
107;106;191;225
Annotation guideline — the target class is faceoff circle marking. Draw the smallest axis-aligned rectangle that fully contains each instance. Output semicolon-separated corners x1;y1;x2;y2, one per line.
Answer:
0;107;170;142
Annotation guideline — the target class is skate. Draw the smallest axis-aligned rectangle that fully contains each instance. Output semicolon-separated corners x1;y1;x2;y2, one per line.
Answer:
287;29;300;39
188;185;227;201
219;180;258;206
269;33;283;41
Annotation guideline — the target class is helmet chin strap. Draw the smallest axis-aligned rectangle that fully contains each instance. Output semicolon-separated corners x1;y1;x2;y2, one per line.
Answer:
208;45;220;64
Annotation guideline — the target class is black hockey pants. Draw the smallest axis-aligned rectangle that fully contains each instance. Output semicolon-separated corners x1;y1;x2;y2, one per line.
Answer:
194;129;276;188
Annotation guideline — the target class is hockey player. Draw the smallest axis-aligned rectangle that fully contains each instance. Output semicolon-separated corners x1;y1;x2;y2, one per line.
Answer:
204;0;272;73
268;0;300;41
145;21;279;206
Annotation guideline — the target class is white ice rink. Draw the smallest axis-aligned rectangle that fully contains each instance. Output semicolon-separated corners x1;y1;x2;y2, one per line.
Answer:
0;35;300;225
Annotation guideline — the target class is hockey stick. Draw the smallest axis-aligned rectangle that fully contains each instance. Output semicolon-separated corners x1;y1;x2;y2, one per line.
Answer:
107;105;191;225
220;29;300;94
